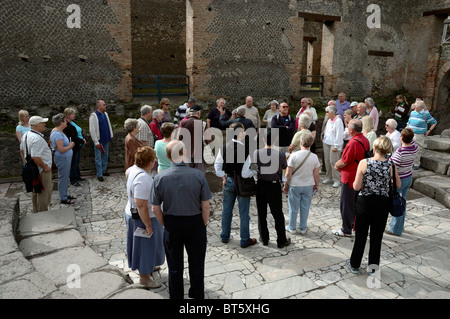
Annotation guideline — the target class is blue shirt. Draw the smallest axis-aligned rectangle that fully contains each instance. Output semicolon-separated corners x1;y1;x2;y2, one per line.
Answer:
96;110;111;143
407;110;437;135
151;162;212;216
50;130;73;158
336;100;351;119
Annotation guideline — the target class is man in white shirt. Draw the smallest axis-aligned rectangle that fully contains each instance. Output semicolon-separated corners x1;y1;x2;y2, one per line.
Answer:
21;116;53;212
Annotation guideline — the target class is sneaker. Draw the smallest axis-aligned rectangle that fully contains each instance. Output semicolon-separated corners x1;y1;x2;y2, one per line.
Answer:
332;229;351;237
322;179;333;184
299;228;307;235
346;259;360;274
285;226;297;234
332;181;340;188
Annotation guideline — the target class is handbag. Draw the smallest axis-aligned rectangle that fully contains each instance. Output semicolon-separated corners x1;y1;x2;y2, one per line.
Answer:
389;162;406;217
22;134;42;193
233;173;257;197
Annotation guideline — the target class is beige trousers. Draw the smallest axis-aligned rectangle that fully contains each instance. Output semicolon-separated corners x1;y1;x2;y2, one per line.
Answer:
323;143;341;183
32;170;52;213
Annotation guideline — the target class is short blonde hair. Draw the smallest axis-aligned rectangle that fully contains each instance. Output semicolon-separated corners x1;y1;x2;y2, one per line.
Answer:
160;98;170;108
361;115;374;132
373;136;392;156
63;107;76;117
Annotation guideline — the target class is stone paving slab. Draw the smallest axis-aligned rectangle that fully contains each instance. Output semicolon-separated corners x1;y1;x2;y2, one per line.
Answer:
18;207;77;237
2;166;450;299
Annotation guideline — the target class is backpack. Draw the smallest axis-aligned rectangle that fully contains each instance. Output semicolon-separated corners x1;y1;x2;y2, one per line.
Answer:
354;139;373;163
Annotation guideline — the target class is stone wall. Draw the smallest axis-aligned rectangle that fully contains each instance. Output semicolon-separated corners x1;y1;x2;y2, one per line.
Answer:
0;0;132;108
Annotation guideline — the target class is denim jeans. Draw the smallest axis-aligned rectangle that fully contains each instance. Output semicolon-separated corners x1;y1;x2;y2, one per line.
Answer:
389;175;412;235
54;154;72;201
221;176;251;246
94;142;109;177
287;185;314;231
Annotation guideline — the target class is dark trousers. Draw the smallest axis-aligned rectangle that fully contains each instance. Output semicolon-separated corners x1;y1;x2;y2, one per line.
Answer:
340;182;358;235
256;180;287;245
350;195;389;269
70;148;81;182
164;214;207;299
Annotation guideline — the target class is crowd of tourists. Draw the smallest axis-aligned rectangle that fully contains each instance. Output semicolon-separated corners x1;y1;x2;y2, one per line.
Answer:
17;93;438;298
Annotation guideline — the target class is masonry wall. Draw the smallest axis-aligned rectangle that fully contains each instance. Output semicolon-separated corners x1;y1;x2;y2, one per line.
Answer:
0;0;132;108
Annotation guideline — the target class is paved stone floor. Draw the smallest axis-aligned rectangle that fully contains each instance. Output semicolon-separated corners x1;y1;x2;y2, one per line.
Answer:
5;165;450;299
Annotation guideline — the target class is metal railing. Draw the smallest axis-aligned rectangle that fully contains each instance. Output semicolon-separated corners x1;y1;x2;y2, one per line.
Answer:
300;75;324;96
132;75;190;102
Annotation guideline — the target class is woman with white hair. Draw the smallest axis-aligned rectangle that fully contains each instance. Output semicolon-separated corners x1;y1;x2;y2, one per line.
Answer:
150;109;164;141
289;113;311;153
364;97;379;133
322;105;343;188
124;118;144;170
385;119;401;154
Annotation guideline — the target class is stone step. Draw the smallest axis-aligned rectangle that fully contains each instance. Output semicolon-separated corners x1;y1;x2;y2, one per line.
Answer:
420;150;450;176
18;207;77;238
412;173;450;209
426;136;450;153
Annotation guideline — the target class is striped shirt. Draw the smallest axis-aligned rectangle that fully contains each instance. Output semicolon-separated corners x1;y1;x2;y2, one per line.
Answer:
389;142;419;179
406;110;437;135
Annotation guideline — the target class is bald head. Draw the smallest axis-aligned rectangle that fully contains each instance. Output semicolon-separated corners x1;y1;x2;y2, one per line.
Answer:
166;140;186;163
348;119;362;136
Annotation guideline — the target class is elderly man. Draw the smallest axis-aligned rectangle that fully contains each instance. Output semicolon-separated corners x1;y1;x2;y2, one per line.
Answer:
406;100;437;169
178;105;210;173
151;140;212;299
354;102;368;120
89;100;113;182
234;96;260;129
21;116;53;212
270;102;296;154
220;106;254;130
333;119;370;237
137;105;154;148
336;92;351;119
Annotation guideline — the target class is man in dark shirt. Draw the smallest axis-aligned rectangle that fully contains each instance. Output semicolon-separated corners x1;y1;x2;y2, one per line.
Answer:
253;129;291;248
151;140;212;299
270;102;296;154
219;107;255;131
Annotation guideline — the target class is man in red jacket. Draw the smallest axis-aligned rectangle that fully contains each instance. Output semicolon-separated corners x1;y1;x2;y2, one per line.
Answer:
333;119;369;237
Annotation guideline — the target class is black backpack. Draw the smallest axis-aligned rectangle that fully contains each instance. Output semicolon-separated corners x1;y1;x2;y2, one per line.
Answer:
354;139;373;163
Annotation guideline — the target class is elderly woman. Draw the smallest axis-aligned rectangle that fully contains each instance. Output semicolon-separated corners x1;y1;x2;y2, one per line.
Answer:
125;146;164;288
63;108;86;187
347;136;401;275
289;113;311;153
385;118;401;154
154;122;176;172
150;109;164;141
362;115;377;154
262;100;279;128
50;113;75;205
160;98;172;124
322;105;343;188
364;97;379;132
387;128;418;236
124;118;144;171
284;133;320;234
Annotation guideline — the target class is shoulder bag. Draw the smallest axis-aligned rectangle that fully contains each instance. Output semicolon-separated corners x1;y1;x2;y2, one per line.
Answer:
234;172;257;197
292;151;311;176
389;162;406;217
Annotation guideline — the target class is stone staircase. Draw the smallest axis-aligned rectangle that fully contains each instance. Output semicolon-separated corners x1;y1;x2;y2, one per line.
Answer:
411;129;450;209
0;204;163;299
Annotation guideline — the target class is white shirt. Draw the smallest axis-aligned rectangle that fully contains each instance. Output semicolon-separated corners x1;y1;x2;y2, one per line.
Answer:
214;139;256;178
125;165;154;218
387;130;401;154
21;130;52;173
322;117;344;151
287;150;320;187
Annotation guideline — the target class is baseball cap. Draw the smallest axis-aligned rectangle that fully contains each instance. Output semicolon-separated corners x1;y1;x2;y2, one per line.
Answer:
29;116;49;126
190;105;202;112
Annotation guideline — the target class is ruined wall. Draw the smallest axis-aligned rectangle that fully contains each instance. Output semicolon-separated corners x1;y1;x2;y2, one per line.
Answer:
131;0;186;76
0;0;132;108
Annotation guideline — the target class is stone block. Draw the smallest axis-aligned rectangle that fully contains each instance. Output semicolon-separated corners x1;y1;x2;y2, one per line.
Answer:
420;150;450;175
18;208;77;238
0;251;34;285
31;246;108;287
19;229;84;258
426;136;450;152
413;175;450;209
0;272;57;299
